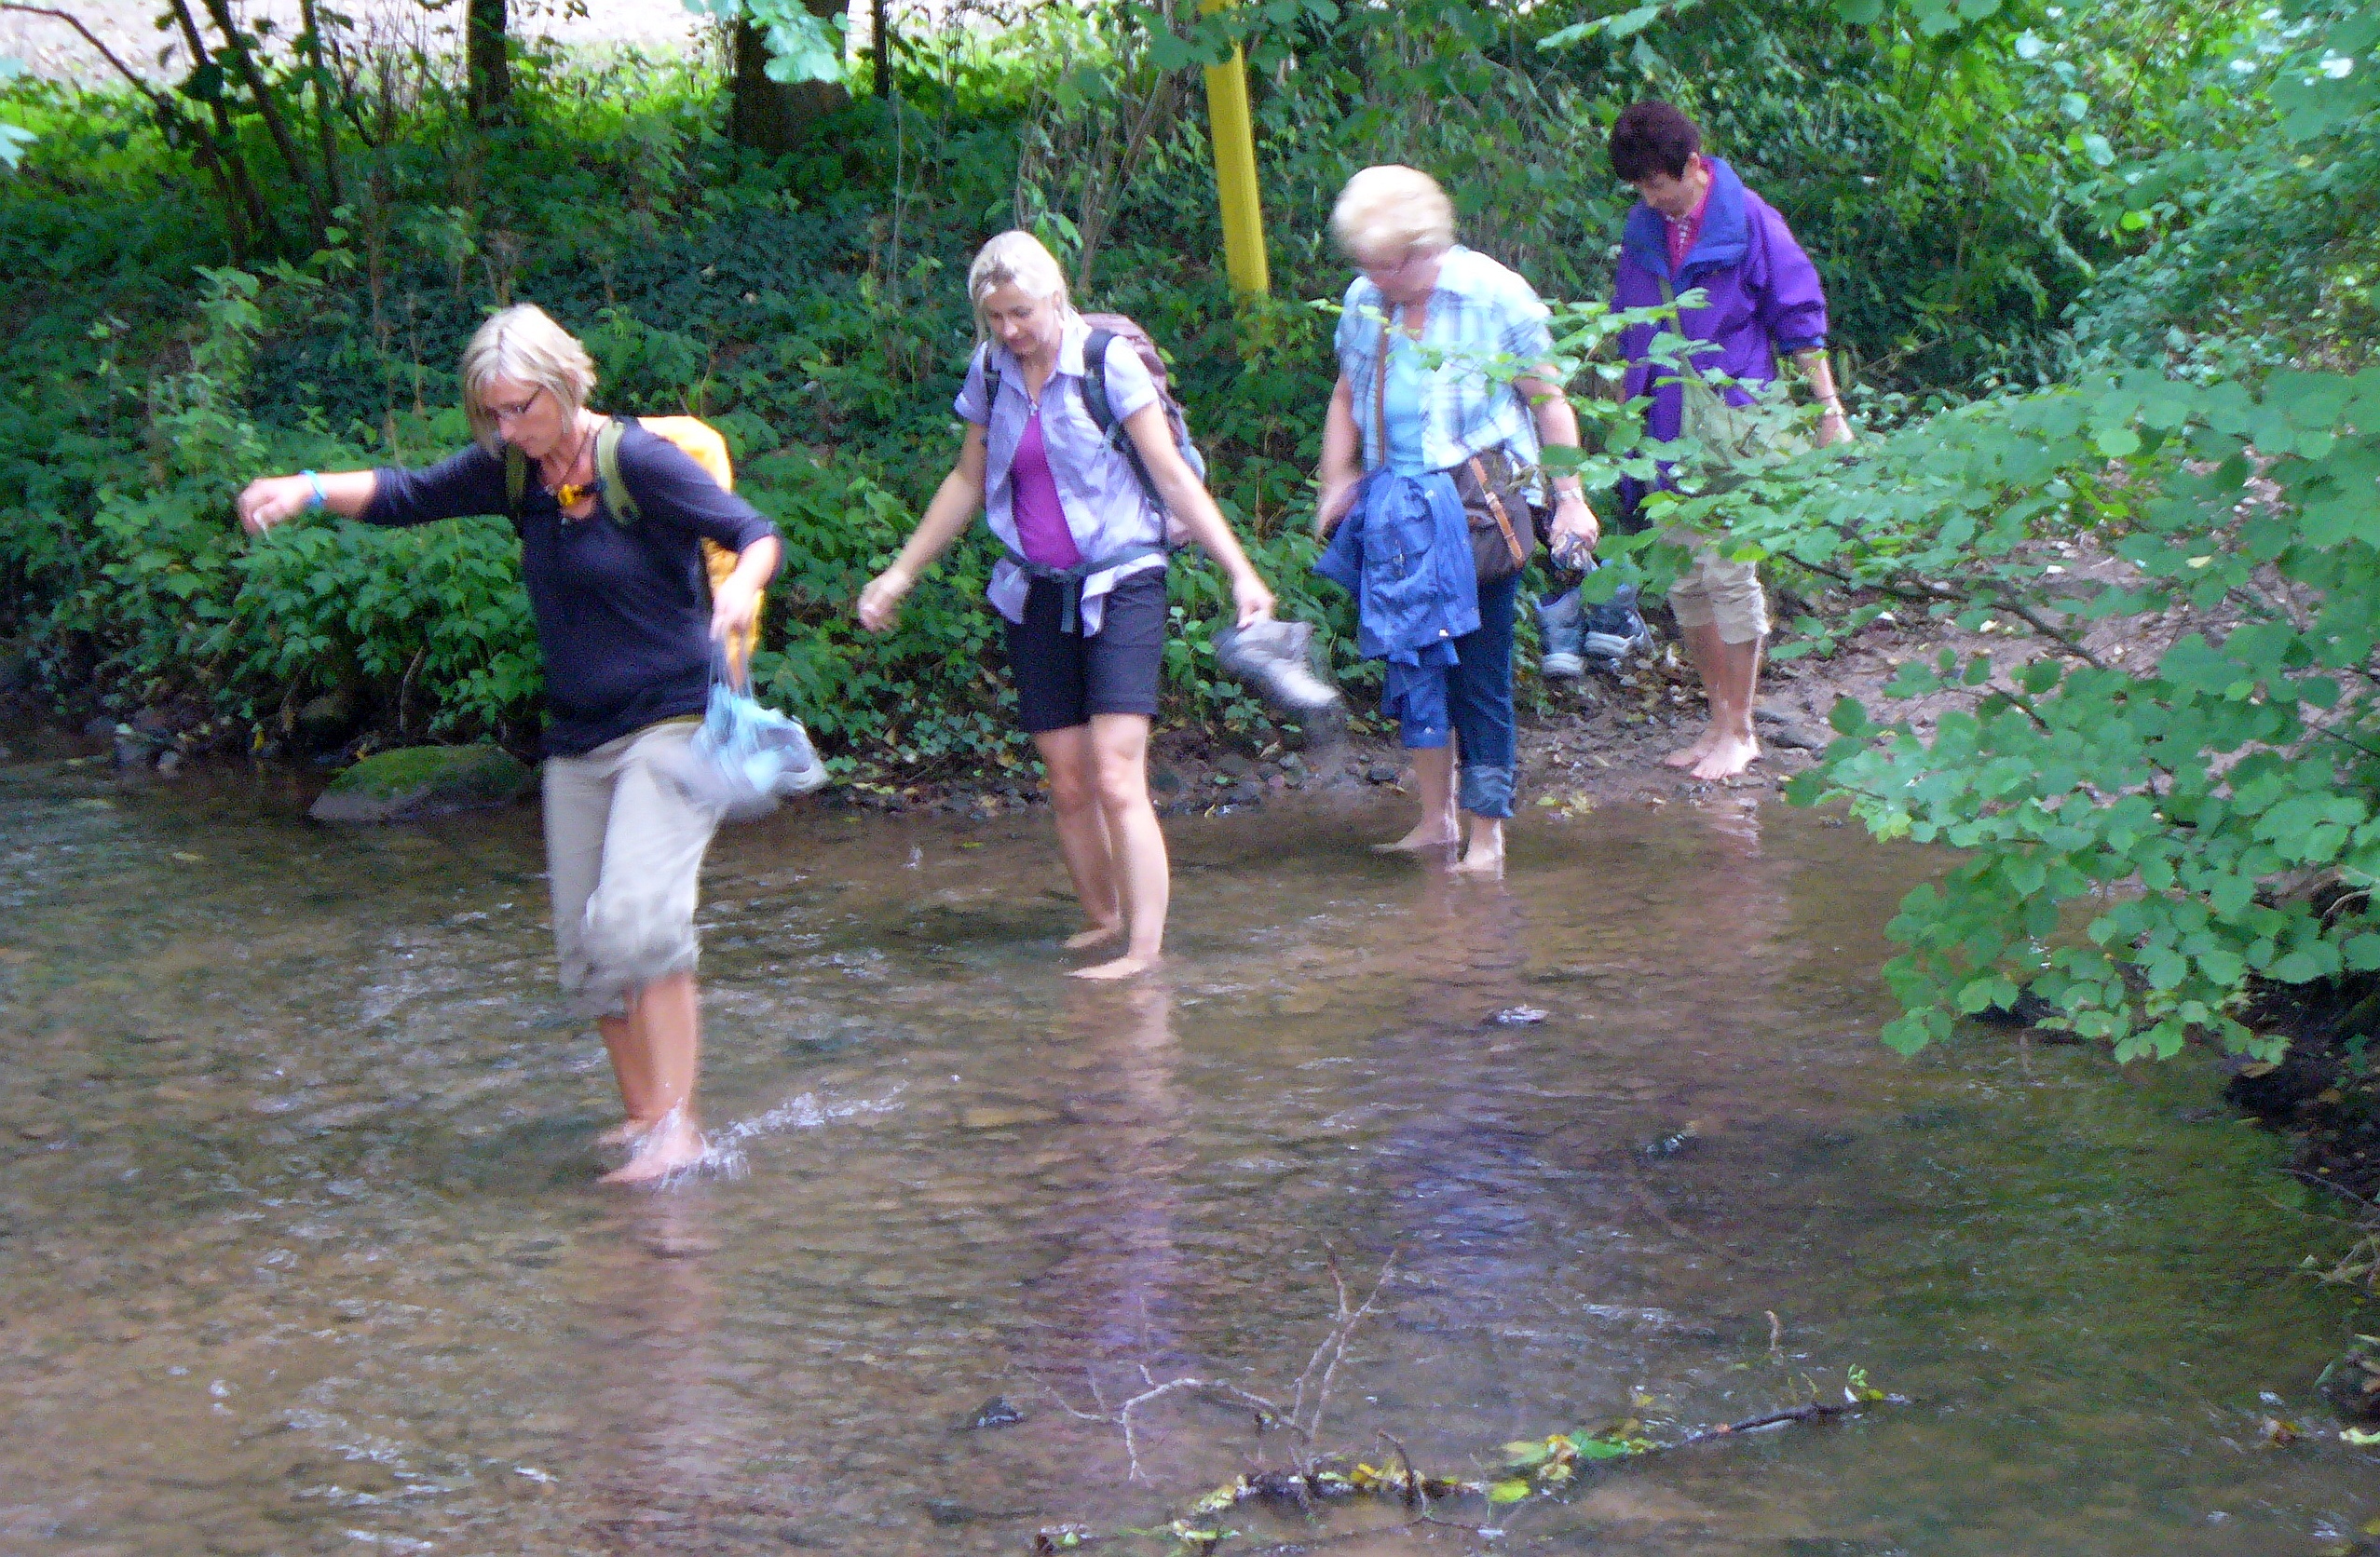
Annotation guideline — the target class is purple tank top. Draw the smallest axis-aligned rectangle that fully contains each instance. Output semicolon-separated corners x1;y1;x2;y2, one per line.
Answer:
1009;407;1081;569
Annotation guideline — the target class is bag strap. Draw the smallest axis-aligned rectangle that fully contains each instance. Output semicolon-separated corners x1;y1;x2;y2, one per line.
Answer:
1468;455;1526;569
593;418;636;527
1079;326;1116;434
1075;324;1171;538
503;443;528;520
1370;314;1391;471
978;344;1002;427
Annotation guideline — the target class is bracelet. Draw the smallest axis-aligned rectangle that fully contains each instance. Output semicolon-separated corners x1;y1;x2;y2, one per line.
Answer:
301;471;328;510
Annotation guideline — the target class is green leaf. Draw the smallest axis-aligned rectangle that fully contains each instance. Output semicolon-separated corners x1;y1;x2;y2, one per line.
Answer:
1488;1479;1533;1504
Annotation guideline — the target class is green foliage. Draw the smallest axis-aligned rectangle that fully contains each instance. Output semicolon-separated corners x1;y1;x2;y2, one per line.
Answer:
685;0;849;85
1689;361;2380;1063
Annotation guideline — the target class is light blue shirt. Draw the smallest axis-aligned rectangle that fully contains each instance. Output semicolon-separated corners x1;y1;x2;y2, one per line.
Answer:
955;313;1163;635
1381;332;1430;473
1336;244;1555;475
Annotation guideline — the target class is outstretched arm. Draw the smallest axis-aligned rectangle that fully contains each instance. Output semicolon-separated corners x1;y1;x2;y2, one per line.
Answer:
1122;401;1274;630
237;470;379;535
856;424;988;633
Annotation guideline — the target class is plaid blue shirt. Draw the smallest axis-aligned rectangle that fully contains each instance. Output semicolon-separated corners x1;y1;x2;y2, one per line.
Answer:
1335;245;1555;475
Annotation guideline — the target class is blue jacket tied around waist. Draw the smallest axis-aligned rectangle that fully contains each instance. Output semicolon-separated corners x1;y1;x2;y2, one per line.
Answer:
1314;470;1478;739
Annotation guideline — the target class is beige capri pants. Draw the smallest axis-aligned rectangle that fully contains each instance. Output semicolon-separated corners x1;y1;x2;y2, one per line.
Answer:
1666;539;1769;645
542;718;721;1019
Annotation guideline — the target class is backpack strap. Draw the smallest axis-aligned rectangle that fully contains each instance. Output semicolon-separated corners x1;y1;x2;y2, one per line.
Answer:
1076;325;1169;530
978;345;1002;426
1078;326;1117;435
503;443;528;520
592;417;637;528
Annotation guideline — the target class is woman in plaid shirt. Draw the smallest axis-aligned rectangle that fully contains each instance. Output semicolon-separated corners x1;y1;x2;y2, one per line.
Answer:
1315;166;1600;873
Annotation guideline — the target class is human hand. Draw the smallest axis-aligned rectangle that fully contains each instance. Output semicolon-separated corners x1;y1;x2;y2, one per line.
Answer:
1816;405;1855;447
1231;572;1276;630
710;574;762;647
237;475;316;535
855;567;912;633
1548;492;1599;563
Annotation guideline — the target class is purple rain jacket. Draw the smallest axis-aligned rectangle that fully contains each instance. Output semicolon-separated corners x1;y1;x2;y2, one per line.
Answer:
1612;156;1829;517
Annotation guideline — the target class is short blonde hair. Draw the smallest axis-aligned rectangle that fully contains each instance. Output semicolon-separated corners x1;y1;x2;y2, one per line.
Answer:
1331;165;1457;262
459;304;598;452
967;230;1073;340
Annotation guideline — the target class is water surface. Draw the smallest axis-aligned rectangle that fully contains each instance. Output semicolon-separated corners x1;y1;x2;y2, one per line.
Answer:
1;750;2371;1555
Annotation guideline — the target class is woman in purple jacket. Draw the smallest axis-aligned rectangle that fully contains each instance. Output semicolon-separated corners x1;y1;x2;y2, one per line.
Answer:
1606;102;1852;781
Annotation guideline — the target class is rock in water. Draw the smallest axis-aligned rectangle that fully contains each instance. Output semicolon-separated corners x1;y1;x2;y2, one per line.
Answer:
310;745;532;824
960;1395;1026;1430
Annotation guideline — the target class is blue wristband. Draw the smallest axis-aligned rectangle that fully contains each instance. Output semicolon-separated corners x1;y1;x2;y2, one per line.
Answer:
301;470;327;510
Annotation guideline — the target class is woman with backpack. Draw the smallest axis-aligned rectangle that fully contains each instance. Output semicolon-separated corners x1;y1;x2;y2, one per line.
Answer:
857;230;1277;980
1314;165;1602;873
234;303;782;1184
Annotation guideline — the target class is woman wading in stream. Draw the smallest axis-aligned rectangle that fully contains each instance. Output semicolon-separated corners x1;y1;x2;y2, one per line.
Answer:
1313;165;1601;873
235;304;782;1183
857;230;1277;979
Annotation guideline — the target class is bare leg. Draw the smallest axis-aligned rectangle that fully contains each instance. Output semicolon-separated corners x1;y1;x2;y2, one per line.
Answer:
1035;724;1124;948
1688;632;1764;781
602;971;706;1184
1375;744;1461;852
1072;713;1168;981
594;1012;664;1144
1450;814;1505;874
1664;620;1727;769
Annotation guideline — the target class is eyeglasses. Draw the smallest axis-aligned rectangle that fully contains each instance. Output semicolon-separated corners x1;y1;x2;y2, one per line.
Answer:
485;387;545;424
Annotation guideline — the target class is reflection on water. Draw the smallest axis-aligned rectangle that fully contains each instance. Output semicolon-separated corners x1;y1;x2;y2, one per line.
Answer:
1;752;2373;1555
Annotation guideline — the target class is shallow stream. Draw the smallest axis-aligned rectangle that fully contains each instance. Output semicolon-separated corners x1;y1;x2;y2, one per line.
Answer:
2;742;2373;1555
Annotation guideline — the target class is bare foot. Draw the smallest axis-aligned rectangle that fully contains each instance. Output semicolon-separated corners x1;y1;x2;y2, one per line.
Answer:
600;1110;706;1184
1449;831;1505;876
1065;921;1123;951
1371;818;1459;853
1662;728;1720;770
1689;732;1761;782
595;1116;661;1148
1068;951;1162;981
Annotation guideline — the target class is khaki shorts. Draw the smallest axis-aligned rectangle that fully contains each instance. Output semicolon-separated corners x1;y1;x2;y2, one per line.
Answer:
1666;543;1768;644
542;719;720;1019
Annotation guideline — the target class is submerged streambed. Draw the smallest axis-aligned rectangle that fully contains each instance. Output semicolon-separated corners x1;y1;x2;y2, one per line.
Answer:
1;741;2373;1556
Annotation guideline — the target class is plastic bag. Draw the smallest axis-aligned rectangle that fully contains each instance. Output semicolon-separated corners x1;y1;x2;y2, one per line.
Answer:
655;662;829;822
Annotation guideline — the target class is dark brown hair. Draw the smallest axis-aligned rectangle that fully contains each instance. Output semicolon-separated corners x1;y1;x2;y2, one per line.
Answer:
1608;101;1702;183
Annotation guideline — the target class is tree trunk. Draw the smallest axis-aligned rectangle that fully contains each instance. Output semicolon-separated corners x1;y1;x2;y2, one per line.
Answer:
871;0;890;97
467;0;510;124
728;2;850;156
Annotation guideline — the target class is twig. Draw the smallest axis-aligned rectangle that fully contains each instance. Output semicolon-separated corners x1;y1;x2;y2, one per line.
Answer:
1300;1252;1398;1460
1115;1376;1208;1483
1376;1429;1424;1511
1675;1398;1878;1444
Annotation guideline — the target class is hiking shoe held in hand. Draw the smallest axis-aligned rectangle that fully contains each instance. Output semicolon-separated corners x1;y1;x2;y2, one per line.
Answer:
1535;587;1586;680
1214;618;1341;713
1580;585;1651;664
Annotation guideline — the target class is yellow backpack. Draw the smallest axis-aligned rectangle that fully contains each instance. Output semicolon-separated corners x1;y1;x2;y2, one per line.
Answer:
503;415;762;671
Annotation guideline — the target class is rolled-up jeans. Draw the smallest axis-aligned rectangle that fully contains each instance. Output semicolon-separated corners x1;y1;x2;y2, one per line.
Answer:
542;718;721;1020
1393;571;1520;819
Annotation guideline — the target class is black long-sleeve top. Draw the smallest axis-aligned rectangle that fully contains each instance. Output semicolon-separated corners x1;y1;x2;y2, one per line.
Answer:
361;424;782;756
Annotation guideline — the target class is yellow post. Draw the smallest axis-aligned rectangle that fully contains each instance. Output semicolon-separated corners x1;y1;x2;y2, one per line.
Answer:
1200;6;1270;297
